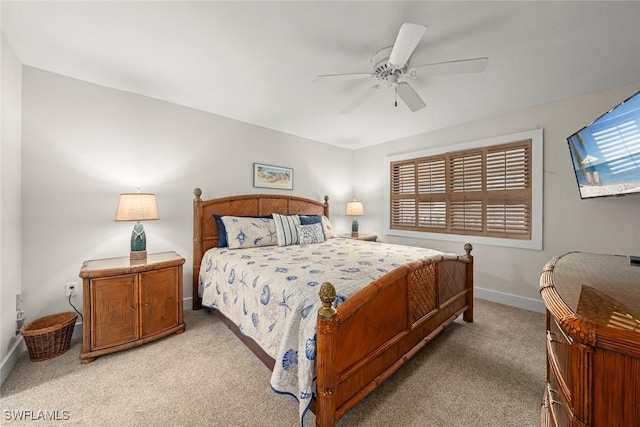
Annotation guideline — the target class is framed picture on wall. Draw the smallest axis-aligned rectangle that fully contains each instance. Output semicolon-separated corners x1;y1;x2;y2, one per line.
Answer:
253;163;294;190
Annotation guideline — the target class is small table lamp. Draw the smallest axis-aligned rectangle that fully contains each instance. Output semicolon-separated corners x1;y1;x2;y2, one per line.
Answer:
115;192;159;262
346;200;364;238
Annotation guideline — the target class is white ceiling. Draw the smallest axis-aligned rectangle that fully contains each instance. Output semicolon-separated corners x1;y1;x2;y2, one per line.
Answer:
3;1;640;149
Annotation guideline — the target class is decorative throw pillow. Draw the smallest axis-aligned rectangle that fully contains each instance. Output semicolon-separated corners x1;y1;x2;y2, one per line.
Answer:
272;213;301;246
300;215;325;239
213;215;229;247
300;215;322;225
296;223;325;245
221;216;277;249
321;215;337;238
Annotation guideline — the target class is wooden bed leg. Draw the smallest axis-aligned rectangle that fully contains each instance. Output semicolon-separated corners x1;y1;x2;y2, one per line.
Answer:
316;282;338;427
463;242;474;323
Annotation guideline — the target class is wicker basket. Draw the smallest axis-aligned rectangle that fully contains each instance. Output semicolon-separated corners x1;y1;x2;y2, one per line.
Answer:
20;312;77;362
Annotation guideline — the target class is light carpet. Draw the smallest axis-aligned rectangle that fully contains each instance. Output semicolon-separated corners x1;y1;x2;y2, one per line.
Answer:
1;298;545;426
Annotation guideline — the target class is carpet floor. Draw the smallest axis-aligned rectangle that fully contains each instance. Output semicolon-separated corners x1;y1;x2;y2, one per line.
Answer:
1;298;545;426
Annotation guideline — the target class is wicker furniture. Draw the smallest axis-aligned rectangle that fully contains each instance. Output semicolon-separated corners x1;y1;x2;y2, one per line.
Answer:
339;234;377;242
20;312;77;361
79;251;186;364
192;189;474;427
540;252;640;427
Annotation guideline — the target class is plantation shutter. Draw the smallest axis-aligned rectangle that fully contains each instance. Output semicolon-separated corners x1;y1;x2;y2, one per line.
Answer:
485;143;531;238
391;162;417;227
390;139;532;240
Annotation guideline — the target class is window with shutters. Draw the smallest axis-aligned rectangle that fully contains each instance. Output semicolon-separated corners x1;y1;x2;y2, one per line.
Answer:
390;139;532;240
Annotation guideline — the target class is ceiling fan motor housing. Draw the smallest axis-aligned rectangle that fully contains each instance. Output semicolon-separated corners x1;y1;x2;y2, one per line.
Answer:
371;47;408;84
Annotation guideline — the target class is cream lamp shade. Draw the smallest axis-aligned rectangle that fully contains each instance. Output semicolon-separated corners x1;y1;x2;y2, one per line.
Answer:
346;200;364;237
115;193;159;262
115;193;159;222
345;201;364;217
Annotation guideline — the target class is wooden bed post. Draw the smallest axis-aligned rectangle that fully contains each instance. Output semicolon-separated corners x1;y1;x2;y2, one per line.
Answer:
193;188;203;310
316;282;337;427
463;242;474;322
323;195;329;218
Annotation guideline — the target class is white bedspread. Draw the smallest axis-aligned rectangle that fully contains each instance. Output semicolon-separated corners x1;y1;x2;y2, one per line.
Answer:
198;238;444;422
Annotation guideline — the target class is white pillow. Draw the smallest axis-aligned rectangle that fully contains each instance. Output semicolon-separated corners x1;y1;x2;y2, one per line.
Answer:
296;223;326;245
321;215;337;238
272;213;301;246
221;216;277;249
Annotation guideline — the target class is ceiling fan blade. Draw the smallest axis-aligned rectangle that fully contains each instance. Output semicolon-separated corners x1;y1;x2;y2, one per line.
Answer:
341;85;381;113
313;73;373;83
388;23;427;69
409;57;489;78
396;82;426;112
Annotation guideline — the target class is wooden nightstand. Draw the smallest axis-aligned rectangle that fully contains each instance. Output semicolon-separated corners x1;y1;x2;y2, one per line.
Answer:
79;251;186;364
340;234;378;242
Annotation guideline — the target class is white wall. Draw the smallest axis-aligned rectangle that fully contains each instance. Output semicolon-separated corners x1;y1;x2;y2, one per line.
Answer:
1;33;23;378
20;67;353;322
353;81;640;312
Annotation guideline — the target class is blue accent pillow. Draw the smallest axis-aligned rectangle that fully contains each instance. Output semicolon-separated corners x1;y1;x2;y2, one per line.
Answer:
299;215;322;225
213;215;228;247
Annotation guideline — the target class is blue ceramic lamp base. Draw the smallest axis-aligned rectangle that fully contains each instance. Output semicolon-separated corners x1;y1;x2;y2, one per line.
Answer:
351;218;359;238
130;222;148;262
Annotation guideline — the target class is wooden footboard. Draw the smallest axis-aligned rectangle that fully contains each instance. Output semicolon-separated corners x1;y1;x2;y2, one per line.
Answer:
316;245;473;427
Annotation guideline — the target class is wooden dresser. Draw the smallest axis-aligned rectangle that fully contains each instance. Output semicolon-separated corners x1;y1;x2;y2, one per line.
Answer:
79;251;186;363
539;252;640;427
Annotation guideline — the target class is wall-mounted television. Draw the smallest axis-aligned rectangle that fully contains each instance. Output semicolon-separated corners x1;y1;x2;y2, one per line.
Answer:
567;90;640;199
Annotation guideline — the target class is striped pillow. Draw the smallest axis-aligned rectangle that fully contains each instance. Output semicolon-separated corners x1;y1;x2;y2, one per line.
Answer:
272;214;301;246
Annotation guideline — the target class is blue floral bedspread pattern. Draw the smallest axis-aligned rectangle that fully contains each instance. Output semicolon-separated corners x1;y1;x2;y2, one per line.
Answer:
198;239;444;421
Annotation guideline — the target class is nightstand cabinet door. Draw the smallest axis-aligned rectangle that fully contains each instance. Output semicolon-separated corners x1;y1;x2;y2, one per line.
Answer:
140;268;179;337
91;274;139;350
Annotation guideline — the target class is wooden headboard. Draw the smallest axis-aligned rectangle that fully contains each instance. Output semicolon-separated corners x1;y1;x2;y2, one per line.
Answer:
192;188;329;309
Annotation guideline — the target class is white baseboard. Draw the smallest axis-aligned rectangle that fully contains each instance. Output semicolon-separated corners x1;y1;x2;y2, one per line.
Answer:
475;287;546;314
1;336;26;386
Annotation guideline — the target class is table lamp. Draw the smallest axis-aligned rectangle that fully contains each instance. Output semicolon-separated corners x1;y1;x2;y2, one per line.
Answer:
346;200;364;238
115;192;159;262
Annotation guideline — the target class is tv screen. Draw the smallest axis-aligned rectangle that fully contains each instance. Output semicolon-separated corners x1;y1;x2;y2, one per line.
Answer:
567;90;640;199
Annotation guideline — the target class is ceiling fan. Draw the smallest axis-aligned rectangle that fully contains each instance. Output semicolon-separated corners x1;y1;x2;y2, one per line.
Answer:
313;23;488;113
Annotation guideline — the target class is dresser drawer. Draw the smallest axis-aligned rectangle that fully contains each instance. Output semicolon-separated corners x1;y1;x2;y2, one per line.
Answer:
547;315;573;401
547;362;573;427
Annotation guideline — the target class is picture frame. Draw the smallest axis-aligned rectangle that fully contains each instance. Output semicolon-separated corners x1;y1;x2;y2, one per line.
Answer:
253;163;294;190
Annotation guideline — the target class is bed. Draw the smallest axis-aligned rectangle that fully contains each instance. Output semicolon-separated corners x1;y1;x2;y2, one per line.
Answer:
192;189;474;426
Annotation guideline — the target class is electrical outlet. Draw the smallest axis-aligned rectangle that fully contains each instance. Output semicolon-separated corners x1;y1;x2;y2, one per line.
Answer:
65;282;78;297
